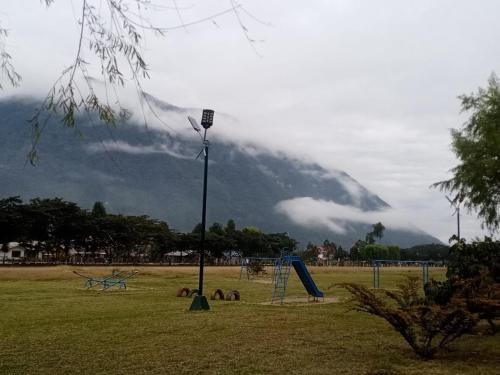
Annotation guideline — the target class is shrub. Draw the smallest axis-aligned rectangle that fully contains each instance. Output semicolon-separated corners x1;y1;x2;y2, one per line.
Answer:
248;261;265;275
454;273;500;333
425;237;500;333
446;237;500;281
339;277;477;359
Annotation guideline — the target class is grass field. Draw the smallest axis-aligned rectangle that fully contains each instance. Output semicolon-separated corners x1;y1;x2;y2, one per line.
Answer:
0;266;498;375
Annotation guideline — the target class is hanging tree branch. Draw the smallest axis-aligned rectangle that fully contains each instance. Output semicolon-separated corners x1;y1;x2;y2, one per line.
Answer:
0;23;22;89
20;0;269;164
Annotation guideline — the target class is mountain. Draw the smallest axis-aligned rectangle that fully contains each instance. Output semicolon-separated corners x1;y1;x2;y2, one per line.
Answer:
0;97;441;248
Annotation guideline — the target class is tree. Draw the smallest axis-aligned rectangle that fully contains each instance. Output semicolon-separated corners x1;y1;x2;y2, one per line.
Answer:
208;222;225;236
0;196;23;261
433;74;500;231
365;222;385;244
224;219;237;260
401;243;449;261
336;246;349;260
264;232;297;257
322;239;338;259
425;237;500;334
301;242;320;262
349;240;364;261
192;223;203;234
361;244;389;261
225;219;236;234
0;1;266;164
372;222;385;240
237;226;263;257
92;201;107;218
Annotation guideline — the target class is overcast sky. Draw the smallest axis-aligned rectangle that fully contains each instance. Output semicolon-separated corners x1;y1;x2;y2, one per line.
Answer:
2;0;499;243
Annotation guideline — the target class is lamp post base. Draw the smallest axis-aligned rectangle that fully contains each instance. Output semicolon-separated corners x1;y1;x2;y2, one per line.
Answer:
189;295;210;311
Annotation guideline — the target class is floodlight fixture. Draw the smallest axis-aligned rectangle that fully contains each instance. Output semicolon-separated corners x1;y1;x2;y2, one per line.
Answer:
188;116;201;132
201;109;214;129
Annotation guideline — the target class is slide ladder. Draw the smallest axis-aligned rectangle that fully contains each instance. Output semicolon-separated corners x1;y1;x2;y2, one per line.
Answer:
271;257;292;304
271;256;324;304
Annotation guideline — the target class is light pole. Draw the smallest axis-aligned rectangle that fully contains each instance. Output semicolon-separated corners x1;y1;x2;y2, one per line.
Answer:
446;195;461;240
188;109;214;311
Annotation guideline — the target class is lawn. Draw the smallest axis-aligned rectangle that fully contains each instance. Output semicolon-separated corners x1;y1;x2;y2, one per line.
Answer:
0;266;498;375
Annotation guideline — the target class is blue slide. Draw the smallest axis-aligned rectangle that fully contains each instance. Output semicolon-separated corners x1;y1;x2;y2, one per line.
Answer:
283;256;324;298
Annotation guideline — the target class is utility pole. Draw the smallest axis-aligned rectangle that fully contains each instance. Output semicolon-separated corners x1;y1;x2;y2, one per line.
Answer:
446;196;461;240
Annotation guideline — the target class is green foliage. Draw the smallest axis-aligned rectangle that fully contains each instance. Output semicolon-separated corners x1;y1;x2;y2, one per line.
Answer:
387;245;401;260
0;25;21;89
340;278;477;359
322;239;338;258
0;196;298;262
242;226;261;234
248;260;266;275
425;237;500;334
424;279;455;306
349;240;364;260
192;223;202;234
365;222;386;244
446;237;500;281
300;243;321;262
91;201;107;217
0;196;24;249
225;219;236;234
360;244;400;261
372;222;386;239
208;222;225;236
401;243;449;261
336;246;349;259
433;74;500;231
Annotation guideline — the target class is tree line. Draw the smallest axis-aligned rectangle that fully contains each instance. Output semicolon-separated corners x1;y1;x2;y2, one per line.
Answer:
0;196;297;263
300;222;448;263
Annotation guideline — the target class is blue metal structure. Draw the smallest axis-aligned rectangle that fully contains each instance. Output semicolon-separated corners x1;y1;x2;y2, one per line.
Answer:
271;257;292;304
372;260;430;288
73;270;138;291
272;256;324;304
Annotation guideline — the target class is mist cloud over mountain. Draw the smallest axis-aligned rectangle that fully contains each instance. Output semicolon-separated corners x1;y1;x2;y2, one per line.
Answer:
2;1;498;241
0;97;440;248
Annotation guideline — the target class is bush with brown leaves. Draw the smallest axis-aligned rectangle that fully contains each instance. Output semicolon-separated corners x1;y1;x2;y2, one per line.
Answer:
339;277;477;359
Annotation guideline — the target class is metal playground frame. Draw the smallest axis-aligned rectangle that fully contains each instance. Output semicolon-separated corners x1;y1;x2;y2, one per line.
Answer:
372;260;430;288
73;270;139;291
239;257;280;282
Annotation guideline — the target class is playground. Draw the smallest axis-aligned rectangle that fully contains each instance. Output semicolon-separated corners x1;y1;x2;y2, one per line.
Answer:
0;265;498;374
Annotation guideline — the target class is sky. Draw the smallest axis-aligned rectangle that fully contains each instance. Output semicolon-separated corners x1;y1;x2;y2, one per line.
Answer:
1;0;499;243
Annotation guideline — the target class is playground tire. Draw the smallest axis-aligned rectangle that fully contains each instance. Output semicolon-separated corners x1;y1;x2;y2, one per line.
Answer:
176;287;190;297
210;289;225;300
225;290;240;301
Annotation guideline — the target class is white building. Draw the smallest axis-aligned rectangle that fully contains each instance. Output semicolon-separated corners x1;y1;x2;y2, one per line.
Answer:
1;242;26;261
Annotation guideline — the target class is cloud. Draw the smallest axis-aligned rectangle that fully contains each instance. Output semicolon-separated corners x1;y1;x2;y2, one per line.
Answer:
2;0;498;243
275;197;424;235
86;140;193;160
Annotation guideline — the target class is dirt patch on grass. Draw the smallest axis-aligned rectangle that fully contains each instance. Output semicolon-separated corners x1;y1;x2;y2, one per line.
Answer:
260;296;339;305
248;279;273;284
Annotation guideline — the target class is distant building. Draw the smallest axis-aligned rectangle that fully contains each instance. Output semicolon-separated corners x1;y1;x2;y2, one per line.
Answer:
1;242;26;262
